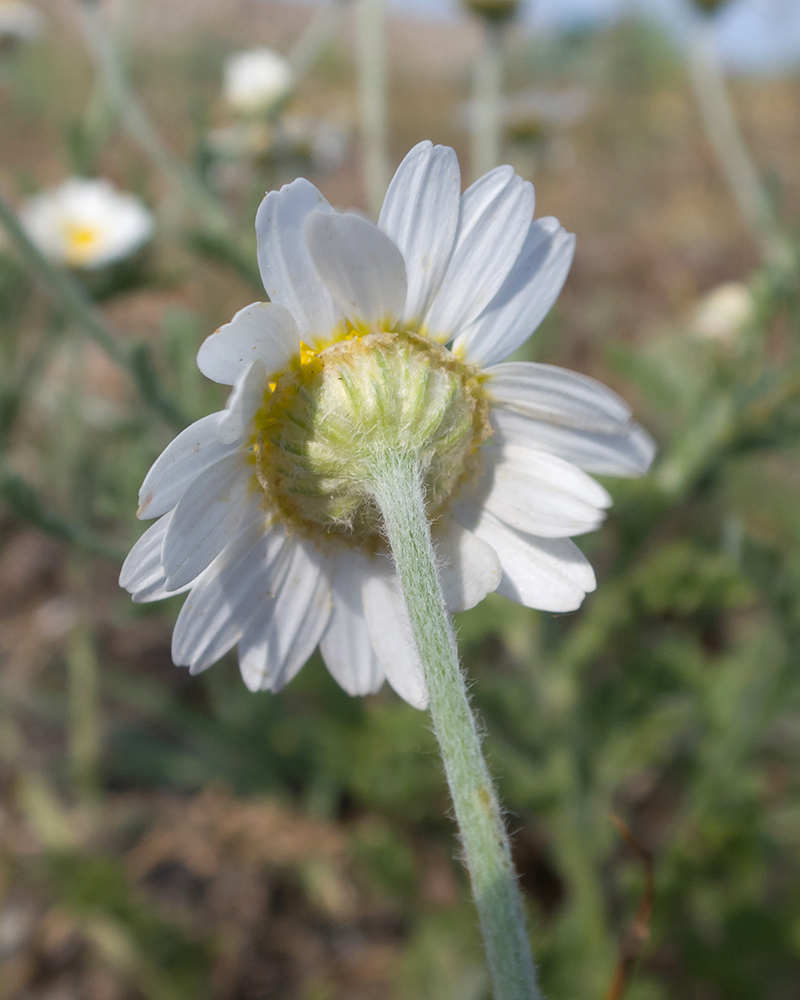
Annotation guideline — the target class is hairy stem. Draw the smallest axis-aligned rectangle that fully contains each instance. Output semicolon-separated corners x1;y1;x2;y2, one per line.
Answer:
370;451;540;1000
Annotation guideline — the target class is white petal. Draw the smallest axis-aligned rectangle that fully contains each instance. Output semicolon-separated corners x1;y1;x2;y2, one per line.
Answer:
238;541;332;692
378;141;461;325
255;179;341;340
171;521;291;674
469;510;596;613
305;211;407;328
485;361;633;434
423;166;534;341
197;301;299;386
137;413;237;520
455;442;612;539
162;454;263;589
319;550;385;696
453;219;575;366
362;566;428;710
119;514;192;603
433;517;501;612
491;407;656;477
218;359;267;445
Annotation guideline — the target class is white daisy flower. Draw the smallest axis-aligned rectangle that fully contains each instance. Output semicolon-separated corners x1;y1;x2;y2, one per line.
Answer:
20;178;154;270
223;48;293;116
121;141;655;709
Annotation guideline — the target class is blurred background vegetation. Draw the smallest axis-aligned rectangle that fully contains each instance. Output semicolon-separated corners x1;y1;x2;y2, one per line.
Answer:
1;0;799;998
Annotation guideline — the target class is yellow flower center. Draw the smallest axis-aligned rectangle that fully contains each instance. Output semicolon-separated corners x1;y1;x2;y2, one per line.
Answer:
62;222;101;267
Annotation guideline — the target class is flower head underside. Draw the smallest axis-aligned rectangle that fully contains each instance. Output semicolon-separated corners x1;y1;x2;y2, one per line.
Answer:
122;140;656;707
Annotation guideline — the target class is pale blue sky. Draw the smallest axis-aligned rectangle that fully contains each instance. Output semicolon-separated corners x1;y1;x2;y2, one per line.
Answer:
385;0;800;73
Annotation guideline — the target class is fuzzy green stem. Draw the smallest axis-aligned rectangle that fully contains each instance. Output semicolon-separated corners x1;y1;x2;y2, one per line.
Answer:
471;21;504;181
369;451;540;1000
686;18;793;271
0;190;185;428
356;0;390;218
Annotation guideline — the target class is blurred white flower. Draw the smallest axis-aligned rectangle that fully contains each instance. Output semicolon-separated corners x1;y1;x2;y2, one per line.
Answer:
690;281;755;343
223;48;293;115
121;141;654;708
20;178;154;269
0;1;44;49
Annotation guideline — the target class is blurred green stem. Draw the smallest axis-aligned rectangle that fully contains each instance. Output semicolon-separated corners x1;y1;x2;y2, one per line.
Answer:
77;0;261;289
78;0;226;231
356;0;390;217
79;0;136;173
0;462;125;559
686;18;793;271
370;452;541;1000
471;21;504;180
0;190;185;428
288;0;347;79
555;746;612;996
66;558;101;808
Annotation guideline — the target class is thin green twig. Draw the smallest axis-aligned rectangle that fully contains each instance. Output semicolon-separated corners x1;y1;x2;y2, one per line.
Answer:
0;462;126;560
356;0;390;217
471;21;504;181
287;0;348;79
686;17;793;271
77;0;263;291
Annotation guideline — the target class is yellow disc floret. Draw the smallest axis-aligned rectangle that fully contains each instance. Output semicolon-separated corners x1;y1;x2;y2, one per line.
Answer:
251;330;490;546
62;221;102;267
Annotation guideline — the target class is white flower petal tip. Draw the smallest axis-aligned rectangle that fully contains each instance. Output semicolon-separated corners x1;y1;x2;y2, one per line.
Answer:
119;514;191;604
319;551;385;697
237;542;332;693
423;166;535;341
305;210;408;327
485;361;657;478
197;301;299;386
486;362;633;434
218;359;267;444
137;412;236;521
626;423;657;475
469;511;596;613
434;518;501;613
491;407;656;479
362;569;428;710
162;455;263;590
453;219;576;367
456;443;612;541
255;179;341;339
378;140;461;325
171;523;290;674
